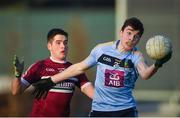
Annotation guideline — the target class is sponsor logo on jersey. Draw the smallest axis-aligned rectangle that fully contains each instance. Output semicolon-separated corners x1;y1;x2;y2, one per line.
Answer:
98;54;134;68
57;68;66;72
55;81;75;90
46;68;55;72
45;68;66;73
53;78;77;91
105;69;124;87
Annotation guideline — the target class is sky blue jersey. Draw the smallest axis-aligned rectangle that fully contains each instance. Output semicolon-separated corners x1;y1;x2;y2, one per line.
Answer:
85;40;143;111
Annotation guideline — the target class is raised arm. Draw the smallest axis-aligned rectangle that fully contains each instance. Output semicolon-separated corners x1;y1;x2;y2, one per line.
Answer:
137;52;172;80
136;61;158;80
11;55;26;95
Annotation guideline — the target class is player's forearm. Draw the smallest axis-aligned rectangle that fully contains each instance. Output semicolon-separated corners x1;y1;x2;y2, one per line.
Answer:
141;64;158;80
81;83;94;99
51;63;85;83
11;78;22;95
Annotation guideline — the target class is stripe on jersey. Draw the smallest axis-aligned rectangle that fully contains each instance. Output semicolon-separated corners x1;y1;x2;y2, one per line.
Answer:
41;76;51;79
21;77;30;86
41;76;78;82
49;88;73;93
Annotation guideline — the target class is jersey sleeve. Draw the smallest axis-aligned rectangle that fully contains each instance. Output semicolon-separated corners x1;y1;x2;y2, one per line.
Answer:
21;62;42;86
84;45;99;67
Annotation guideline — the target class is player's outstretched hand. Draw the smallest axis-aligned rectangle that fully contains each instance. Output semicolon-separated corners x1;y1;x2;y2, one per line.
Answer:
13;55;24;78
32;77;56;100
155;51;172;68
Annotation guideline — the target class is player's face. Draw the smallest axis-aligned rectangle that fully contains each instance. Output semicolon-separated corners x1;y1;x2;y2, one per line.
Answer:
120;26;140;51
48;34;68;61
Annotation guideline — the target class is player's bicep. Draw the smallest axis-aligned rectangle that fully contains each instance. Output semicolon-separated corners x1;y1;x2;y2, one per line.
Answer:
83;54;97;69
137;61;147;73
75;59;91;72
135;52;148;78
137;58;152;80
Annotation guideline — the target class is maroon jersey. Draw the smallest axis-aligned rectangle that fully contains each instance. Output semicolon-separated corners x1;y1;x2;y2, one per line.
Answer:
21;58;90;117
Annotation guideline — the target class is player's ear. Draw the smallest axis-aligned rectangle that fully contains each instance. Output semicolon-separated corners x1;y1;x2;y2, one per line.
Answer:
47;42;51;50
120;30;123;37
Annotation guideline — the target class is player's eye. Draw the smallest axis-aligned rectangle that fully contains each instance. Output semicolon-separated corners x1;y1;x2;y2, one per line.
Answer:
127;31;131;36
63;40;68;45
55;41;61;45
133;35;140;41
57;42;61;44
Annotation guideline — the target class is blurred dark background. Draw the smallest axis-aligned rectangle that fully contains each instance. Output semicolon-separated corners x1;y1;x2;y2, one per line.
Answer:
0;0;180;117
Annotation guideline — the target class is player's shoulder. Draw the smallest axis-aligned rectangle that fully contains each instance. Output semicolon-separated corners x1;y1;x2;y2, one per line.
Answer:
132;48;143;57
96;41;114;47
66;61;73;66
24;59;45;73
94;41;114;49
35;58;48;65
29;58;48;69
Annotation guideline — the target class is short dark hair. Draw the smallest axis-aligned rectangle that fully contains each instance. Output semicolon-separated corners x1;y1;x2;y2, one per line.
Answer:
121;17;144;37
47;28;68;43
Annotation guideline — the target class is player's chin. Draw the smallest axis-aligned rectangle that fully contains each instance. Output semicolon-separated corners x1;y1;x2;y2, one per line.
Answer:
61;55;66;59
125;45;133;51
58;54;66;60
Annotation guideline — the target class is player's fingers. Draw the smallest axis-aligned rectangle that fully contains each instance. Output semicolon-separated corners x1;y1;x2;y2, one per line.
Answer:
20;57;24;66
13;55;17;65
21;59;24;66
36;91;44;100
42;91;48;99
32;82;38;87
32;87;42;100
31;87;38;96
20;59;24;70
32;89;38;98
35;90;41;100
14;55;20;66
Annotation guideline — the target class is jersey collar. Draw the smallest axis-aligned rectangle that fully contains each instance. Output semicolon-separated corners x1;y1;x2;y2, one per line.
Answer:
112;39;137;54
112;40;120;49
50;57;67;64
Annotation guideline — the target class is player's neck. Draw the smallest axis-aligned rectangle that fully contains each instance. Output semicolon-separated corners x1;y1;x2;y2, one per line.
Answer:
50;56;67;63
117;43;130;53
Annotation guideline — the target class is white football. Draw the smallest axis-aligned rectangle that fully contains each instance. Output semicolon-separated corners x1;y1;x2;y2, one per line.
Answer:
146;35;172;60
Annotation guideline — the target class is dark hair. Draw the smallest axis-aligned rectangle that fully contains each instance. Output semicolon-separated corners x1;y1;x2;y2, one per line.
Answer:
121;17;144;37
47;28;68;43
